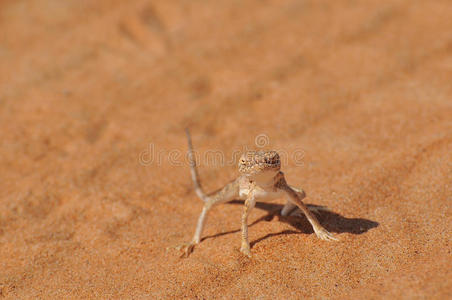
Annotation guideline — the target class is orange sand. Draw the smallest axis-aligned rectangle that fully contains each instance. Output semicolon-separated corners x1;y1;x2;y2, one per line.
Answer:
0;0;451;298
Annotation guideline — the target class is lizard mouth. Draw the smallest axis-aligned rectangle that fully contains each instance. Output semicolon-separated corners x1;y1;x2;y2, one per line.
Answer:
262;154;281;171
263;164;281;173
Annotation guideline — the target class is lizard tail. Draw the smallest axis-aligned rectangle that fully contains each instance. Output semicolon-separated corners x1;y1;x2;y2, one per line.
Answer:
185;128;208;202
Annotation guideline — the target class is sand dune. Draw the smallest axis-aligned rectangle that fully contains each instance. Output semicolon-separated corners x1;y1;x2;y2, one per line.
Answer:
0;0;451;298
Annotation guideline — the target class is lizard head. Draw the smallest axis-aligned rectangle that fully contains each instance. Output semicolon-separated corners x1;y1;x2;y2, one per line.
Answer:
238;150;281;177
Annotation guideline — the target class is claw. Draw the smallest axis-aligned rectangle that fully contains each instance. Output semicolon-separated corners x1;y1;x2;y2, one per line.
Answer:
174;242;196;258
314;227;338;241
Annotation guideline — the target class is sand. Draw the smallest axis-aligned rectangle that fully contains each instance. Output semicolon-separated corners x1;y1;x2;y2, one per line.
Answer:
0;0;451;298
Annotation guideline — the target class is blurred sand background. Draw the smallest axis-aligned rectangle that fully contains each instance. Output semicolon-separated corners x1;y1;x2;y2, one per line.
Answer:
0;0;451;298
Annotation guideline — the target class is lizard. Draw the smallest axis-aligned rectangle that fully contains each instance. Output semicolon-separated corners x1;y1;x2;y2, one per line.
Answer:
176;129;337;258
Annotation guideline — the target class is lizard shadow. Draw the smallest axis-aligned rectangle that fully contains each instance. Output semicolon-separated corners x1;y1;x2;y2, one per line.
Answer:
202;200;379;249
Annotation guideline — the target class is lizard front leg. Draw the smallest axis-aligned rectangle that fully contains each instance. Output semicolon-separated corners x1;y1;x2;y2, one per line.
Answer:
240;193;256;257
277;177;337;241
281;186;306;216
281;186;330;217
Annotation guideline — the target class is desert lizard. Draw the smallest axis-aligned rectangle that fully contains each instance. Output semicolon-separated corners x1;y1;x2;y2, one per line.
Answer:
176;130;337;257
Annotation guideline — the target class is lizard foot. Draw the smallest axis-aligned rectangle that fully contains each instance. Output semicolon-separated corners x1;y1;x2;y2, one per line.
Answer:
313;226;338;241
240;244;252;258
174;242;196;258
